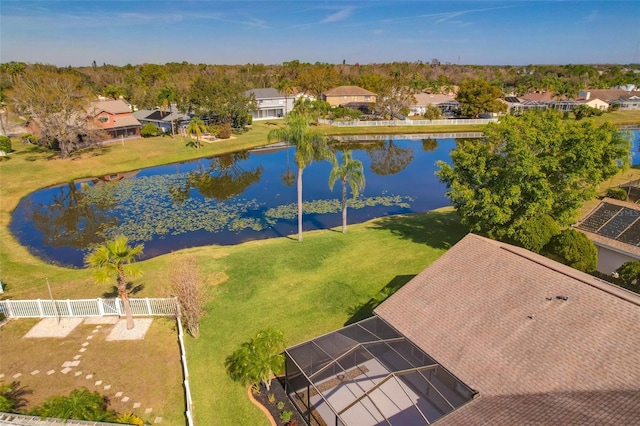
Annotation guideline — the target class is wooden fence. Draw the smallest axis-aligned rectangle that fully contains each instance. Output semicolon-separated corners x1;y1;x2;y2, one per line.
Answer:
0;298;178;319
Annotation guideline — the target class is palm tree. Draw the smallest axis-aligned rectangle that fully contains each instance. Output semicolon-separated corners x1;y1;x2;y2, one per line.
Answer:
186;117;206;149
31;388;114;422
85;235;144;330
276;78;294;117
329;151;366;233
225;328;285;392
268;112;335;241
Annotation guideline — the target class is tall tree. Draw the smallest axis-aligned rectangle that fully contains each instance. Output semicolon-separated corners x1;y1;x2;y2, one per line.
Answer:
7;69;97;158
186;117;206;149
275;77;294;116
436;110;632;241
455;78;506;118
85;235;144;330
267;112;335;241
329;151;366;233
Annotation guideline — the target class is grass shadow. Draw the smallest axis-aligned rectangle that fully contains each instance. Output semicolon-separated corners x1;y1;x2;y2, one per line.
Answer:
368;209;468;250
345;275;415;325
102;282;145;298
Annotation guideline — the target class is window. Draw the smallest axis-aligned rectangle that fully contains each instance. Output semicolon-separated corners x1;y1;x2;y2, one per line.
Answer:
98;115;109;123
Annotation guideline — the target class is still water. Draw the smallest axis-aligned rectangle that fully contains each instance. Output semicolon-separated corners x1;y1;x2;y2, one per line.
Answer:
10;130;640;268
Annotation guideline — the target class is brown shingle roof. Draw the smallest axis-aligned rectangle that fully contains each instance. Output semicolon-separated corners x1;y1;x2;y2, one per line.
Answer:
89;99;132;115
375;233;640;425
323;85;376;97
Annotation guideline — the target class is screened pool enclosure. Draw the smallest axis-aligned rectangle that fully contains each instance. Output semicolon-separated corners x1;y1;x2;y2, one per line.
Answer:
284;317;475;425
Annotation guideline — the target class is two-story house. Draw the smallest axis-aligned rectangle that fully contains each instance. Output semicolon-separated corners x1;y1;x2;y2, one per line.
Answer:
89;99;141;139
245;88;294;120
322;86;377;108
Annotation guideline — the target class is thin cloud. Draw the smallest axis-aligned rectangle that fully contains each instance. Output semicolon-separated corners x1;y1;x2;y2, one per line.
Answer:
320;6;355;24
585;10;598;22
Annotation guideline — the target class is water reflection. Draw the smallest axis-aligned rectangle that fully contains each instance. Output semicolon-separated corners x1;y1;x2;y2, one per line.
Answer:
10;130;640;268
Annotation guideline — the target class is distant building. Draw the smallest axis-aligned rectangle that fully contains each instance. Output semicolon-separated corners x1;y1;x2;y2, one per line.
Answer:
245;88;294;120
133;108;191;133
322;86;377;108
89;99;141;139
410;93;459;116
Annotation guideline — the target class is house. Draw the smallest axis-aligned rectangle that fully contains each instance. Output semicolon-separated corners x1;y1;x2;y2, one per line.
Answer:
410;93;459;116
245;88;294;120
322;86;377;108
574;197;640;274
502;96;548;114
133;108;191;133
284;234;640;425
578;97;610;111
578;88;640;102
89;99;141;139
610;96;640;110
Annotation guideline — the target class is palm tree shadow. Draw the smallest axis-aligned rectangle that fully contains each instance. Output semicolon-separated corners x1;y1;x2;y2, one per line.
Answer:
345;275;415;325
102;282;144;298
368;209;468;250
4;381;32;411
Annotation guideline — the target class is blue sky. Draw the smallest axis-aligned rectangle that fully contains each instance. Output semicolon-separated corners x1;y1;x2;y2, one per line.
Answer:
1;1;639;67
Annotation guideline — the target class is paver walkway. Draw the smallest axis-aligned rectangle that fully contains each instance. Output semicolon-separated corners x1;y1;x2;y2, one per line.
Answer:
0;317;163;424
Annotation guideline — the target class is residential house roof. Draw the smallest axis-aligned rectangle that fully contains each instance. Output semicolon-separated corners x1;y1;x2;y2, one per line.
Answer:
375;233;640;425
323;86;376;97
519;91;556;102
133;109;191;123
245;88;284;99
413;93;456;106
574;197;640;258
579;89;640;102
89;99;132;115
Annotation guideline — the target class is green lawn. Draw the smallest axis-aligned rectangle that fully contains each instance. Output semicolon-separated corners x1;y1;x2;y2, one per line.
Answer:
184;209;467;425
1;111;639;425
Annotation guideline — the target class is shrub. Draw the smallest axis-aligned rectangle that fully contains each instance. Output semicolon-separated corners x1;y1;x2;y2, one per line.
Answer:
140;123;160;137
615;260;640;287
544;229;597;273
30;388;115;422
510;214;561;253
225;328;285;391
218;123;232;139
606;187;628;201
277;401;285;410
0;136;12;153
280;410;293;422
169;256;208;339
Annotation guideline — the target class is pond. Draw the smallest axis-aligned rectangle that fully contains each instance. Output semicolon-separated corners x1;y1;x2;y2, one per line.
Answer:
10;130;640;268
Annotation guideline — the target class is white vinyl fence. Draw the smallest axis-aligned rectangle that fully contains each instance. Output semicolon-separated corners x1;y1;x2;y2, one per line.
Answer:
0;297;178;319
319;118;497;127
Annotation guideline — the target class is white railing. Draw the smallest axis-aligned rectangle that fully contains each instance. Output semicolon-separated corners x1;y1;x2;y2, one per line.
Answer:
0;297;178;319
331;132;484;142
319;118;497;127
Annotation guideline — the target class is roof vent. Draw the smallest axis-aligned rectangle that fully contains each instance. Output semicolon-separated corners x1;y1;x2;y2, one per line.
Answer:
556;295;569;301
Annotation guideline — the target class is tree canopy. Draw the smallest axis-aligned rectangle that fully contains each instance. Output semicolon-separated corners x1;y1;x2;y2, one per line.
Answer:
437;110;632;241
7;69;99;158
455;78;506;118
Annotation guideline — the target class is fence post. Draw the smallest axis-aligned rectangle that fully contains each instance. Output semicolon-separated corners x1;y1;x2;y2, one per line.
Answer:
37;299;43;317
97;298;104;316
66;299;72;316
145;298;152;315
5;301;13;318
